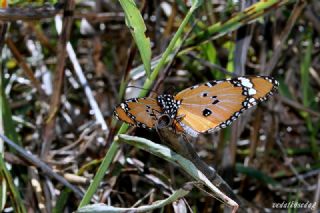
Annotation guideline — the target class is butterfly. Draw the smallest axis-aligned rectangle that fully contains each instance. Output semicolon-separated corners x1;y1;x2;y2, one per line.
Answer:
114;76;279;137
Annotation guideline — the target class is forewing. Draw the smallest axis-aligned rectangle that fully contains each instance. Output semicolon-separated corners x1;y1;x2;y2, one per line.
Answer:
114;97;162;129
174;76;278;134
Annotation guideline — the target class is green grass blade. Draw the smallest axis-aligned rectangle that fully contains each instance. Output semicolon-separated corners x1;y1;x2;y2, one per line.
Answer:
200;43;221;78
300;27;319;160
0;46;25;213
0;72;21;149
139;1;201;97
236;164;278;186
225;41;235;73
191;0;203;8
78;131;122;207
0;157;26;213
278;77;293;99
0;70;5;213
0;167;6;211
53;188;72;213
185;0;291;47
300;28;312;108
118;0;151;77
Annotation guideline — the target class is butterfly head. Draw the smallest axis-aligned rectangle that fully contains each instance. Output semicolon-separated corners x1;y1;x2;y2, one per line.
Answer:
157;94;181;119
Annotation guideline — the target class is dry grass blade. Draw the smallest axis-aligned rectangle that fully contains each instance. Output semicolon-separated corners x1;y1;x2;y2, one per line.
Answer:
265;0;307;74
0;133;83;198
6;38;46;98
41;0;75;158
0;3;61;21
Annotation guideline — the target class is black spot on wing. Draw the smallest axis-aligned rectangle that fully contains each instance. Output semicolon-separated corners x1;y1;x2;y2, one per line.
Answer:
202;92;208;97
202;108;212;117
212;100;219;105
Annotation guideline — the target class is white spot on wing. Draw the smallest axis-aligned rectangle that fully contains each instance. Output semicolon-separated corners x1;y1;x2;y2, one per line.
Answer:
249;98;255;103
238;77;253;88
205;82;213;87
248;88;256;95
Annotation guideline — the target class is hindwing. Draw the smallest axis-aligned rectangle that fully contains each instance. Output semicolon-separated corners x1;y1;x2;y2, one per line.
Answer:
114;97;162;129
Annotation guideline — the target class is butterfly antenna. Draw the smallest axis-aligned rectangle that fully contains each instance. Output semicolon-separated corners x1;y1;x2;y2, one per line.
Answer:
126;85;159;96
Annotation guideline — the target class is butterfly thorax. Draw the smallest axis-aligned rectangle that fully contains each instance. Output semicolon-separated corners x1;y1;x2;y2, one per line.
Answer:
157;94;181;119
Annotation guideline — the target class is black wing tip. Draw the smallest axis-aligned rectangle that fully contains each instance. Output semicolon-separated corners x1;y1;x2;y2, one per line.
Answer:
260;75;279;85
263;76;279;95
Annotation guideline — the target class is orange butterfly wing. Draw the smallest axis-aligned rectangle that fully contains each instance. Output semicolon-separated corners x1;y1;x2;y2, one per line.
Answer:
114;97;162;129
174;76;278;136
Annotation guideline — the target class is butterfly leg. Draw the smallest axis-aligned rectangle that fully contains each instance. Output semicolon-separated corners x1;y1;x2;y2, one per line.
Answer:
175;114;186;122
172;114;187;135
150;108;162;119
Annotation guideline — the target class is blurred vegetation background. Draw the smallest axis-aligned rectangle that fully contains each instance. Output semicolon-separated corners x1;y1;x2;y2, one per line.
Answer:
0;0;319;212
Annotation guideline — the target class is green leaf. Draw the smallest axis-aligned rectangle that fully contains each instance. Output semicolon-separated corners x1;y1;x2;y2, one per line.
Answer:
119;0;151;78
200;43;222;78
191;0;203;10
78;187;190;213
